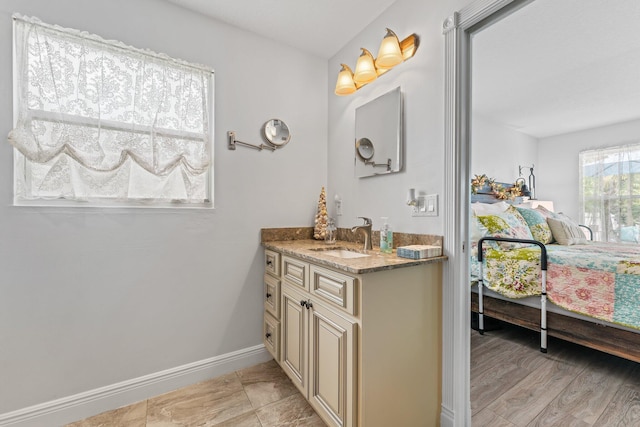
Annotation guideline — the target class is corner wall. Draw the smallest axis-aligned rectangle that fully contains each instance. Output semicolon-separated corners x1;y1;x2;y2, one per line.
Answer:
471;115;539;184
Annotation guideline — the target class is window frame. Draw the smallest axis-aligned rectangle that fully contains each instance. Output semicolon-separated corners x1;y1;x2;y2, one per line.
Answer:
11;16;215;209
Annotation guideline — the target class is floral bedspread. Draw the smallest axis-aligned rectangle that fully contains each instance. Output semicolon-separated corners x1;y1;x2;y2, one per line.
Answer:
471;242;640;330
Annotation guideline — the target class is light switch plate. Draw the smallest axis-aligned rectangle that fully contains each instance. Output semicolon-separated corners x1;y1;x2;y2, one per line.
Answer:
334;196;342;216
412;194;438;217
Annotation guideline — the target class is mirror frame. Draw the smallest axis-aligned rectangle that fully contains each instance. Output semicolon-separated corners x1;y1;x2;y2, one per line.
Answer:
263;119;291;147
354;86;403;178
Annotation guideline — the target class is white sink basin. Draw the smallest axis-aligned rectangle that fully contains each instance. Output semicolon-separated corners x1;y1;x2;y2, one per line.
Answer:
322;249;370;259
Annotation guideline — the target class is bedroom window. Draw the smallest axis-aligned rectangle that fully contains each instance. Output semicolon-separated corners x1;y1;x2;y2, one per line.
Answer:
9;14;214;206
579;143;640;242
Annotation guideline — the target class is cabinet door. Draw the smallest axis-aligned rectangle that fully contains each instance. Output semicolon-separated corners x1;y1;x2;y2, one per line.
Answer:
280;284;308;396
308;302;357;427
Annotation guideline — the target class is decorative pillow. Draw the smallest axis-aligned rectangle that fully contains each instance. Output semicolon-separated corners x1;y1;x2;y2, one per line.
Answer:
516;206;553;244
547;217;588;245
534;205;556;219
620;225;640;243
476;206;534;250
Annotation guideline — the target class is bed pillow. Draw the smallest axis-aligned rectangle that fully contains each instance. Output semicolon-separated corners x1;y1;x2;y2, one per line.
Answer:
471;201;509;215
547;217;588;245
515;206;553;244
476;206;534;250
470;212;488;242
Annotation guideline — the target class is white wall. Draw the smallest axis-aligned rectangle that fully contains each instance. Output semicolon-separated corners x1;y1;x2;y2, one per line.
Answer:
328;0;469;236
538;118;640;219
0;0;484;422
0;0;327;418
471;115;538;184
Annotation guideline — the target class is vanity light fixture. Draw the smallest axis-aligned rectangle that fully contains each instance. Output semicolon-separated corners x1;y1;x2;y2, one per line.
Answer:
334;28;418;96
376;29;404;68
335;64;357;95
353;48;377;86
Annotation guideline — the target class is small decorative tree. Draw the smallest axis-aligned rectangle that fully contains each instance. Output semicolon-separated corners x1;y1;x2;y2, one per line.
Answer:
313;186;328;240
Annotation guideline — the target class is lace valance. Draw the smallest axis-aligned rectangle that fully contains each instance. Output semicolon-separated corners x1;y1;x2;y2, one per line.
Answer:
9;14;214;203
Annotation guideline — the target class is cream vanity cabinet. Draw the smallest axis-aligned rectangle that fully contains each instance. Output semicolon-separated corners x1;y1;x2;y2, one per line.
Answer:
280;258;357;427
264;249;442;427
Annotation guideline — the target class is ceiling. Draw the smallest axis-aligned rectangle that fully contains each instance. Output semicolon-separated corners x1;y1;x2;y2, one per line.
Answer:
472;0;640;138
164;0;639;139
164;0;398;59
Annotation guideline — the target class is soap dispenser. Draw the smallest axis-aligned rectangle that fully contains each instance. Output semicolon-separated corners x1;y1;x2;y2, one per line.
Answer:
380;217;393;254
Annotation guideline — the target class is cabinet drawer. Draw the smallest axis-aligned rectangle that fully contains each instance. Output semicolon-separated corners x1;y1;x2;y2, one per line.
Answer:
310;265;357;316
264;274;281;318
282;256;309;291
265;249;281;277
263;312;280;361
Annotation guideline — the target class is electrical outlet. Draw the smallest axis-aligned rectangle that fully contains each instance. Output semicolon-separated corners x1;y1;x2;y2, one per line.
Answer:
334;195;342;216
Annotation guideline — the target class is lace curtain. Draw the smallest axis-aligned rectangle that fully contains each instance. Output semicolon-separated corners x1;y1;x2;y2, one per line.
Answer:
580;142;640;242
9;14;213;203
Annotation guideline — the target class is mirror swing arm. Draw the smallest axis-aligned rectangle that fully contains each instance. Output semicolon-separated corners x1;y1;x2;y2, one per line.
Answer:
227;131;275;151
364;158;392;171
227;119;291;152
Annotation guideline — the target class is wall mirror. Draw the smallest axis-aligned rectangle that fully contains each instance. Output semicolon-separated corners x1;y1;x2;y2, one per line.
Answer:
263;119;291;147
354;86;403;178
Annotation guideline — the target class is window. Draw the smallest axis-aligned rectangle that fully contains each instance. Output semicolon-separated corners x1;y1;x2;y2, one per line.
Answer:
579;143;640;242
9;14;213;206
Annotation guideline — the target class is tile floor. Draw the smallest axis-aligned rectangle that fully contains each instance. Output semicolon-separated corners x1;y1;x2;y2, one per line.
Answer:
65;360;327;427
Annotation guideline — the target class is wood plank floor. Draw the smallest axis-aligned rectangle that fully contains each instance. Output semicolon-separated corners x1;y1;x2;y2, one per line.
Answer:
471;321;640;426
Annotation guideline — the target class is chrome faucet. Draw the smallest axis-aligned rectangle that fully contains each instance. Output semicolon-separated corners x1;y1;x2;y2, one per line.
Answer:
351;217;373;251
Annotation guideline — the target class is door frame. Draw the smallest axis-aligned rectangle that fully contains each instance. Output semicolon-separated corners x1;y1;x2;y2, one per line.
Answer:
441;0;529;425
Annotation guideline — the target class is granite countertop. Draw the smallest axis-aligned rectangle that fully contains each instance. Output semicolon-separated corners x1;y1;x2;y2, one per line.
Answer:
262;239;447;275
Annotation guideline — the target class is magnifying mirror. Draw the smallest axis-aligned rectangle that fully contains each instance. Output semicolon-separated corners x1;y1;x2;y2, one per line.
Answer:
356;137;375;161
263;119;291;147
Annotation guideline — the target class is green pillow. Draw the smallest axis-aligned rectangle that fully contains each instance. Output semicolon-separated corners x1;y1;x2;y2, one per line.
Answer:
516;206;553;244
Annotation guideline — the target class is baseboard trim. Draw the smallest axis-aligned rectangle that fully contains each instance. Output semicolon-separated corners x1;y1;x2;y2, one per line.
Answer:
0;344;271;427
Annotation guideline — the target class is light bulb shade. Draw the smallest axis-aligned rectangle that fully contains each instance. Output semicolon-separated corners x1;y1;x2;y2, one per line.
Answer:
353;48;377;85
375;28;403;69
335;64;356;96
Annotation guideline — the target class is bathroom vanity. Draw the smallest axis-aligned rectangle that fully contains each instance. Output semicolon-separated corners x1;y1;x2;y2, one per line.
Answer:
261;229;445;427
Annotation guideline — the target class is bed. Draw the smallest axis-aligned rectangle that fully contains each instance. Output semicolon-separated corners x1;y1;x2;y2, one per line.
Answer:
471;202;640;362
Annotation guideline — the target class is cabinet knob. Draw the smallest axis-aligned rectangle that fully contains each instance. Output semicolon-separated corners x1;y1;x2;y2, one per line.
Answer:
265;332;272;338
266;292;272;299
299;299;313;309
266;260;273;266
